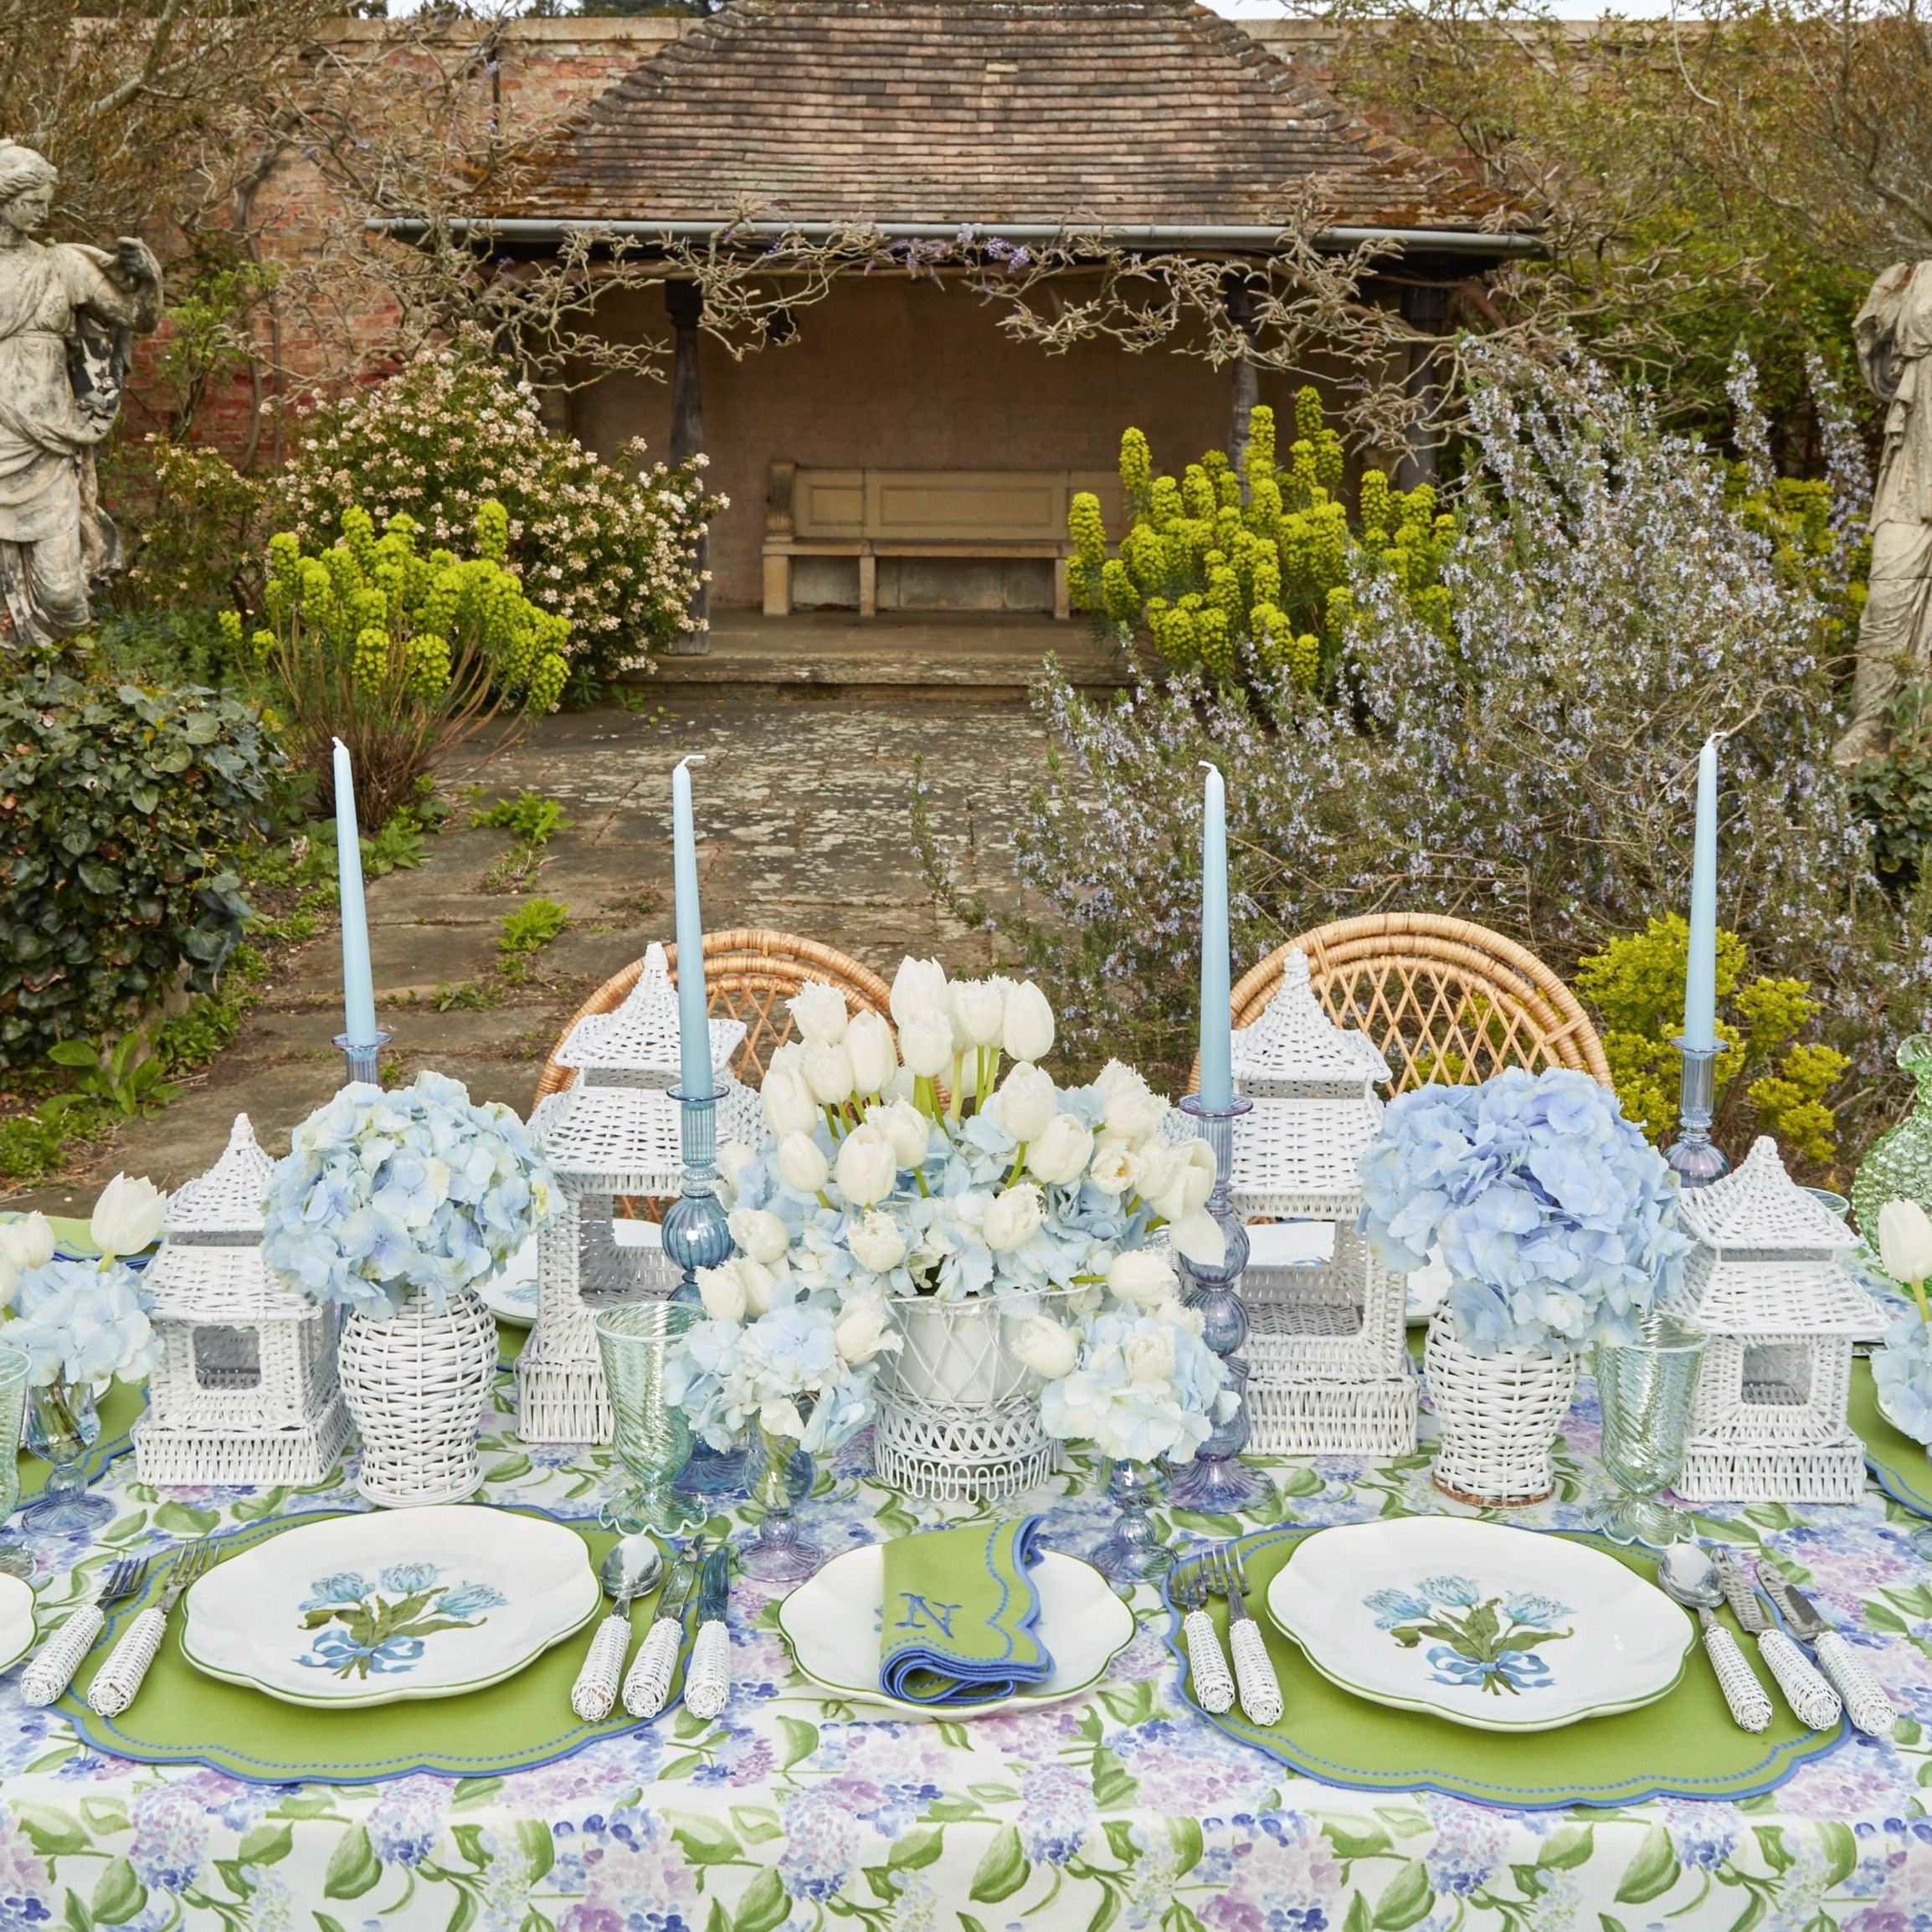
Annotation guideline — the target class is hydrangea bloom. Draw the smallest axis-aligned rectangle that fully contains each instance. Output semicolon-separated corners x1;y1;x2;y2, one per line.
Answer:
1873;1313;1932;1446
1358;1067;1688;1357
261;1070;555;1318
1036;1305;1235;1464
5;1256;154;1386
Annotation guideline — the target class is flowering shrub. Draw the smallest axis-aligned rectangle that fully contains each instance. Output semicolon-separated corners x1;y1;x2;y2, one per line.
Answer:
1066;391;1454;695
262;1070;555;1319
1033;1301;1234;1464
1358;1068;1688;1358
278;347;717;681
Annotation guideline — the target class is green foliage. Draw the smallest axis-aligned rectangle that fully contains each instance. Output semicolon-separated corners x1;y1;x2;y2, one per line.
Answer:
1575;915;1850;1172
0;660;277;1071
44;1031;182;1120
105;434;272;639
1068;393;1455;696
1851;681;1932;892
277;346;716;681
471;790;571;846
499;898;571;965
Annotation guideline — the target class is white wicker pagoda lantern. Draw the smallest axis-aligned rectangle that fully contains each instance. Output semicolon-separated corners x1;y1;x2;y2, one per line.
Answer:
1667;1135;1885;1504
131;1113;352;1487
1228;950;1417;1456
520;943;760;1443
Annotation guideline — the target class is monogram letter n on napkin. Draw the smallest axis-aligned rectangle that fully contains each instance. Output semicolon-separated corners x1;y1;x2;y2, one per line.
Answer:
879;1516;1054;1707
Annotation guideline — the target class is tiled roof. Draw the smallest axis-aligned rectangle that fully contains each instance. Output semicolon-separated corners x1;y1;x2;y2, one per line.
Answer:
496;0;1512;235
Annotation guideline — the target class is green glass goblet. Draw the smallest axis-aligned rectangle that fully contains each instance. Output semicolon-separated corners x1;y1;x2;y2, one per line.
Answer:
595;1303;704;1538
23;1376;113;1535
1588;1317;1707;1547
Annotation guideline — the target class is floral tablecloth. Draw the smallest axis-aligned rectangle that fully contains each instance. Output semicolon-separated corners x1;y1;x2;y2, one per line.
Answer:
6;1356;1932;1932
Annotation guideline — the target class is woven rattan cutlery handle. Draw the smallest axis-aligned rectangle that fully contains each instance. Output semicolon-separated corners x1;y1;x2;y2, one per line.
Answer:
623;1616;682;1719
571;1611;633;1723
1182;1608;1234;1714
1813;1631;1899;1737
683;1619;730;1720
87;1607;166;1717
1758;1629;1842;1730
21;1606;105;1708
1229;1616;1283;1726
1703;1622;1772;1732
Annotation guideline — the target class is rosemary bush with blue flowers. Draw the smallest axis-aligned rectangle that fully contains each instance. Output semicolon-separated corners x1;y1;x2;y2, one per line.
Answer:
261;1069;554;1318
1358;1068;1689;1357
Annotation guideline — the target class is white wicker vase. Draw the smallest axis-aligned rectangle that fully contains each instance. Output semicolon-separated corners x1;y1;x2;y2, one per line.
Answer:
338;1283;497;1508
871;1293;1061;1503
1423;1307;1578;1507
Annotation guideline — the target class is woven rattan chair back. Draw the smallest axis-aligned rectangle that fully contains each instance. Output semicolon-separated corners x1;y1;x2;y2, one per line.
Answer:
1224;912;1611;1093
534;927;893;1106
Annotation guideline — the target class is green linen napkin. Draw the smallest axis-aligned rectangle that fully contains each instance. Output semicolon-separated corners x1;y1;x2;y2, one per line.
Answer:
880;1515;1052;1707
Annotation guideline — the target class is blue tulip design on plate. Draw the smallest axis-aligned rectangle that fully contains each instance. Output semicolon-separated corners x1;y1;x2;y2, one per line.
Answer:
296;1563;508;1681
1367;1575;1574;1697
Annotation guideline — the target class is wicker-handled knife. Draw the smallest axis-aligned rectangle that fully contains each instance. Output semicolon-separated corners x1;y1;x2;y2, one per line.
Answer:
622;1540;706;1719
682;1548;732;1721
1711;1549;1841;1731
1758;1571;1899;1738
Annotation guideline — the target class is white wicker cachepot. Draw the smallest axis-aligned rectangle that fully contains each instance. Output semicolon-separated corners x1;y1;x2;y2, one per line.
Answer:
871;1292;1073;1501
133;1113;353;1488
339;1284;497;1507
1423;1308;1579;1507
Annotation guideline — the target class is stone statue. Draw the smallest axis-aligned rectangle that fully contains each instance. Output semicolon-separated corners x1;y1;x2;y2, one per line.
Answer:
1835;259;1932;765
0;141;162;650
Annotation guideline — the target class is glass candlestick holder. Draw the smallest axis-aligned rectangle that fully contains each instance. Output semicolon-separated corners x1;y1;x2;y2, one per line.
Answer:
665;1084;744;1496
1165;1092;1267;1512
1664;1038;1730;1190
335;1030;391;1089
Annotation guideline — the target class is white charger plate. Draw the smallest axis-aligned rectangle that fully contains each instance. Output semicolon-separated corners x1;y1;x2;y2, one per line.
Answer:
482;1219;664;1328
777;1544;1135;1720
1266;1518;1691;1733
182;1507;599;1708
0;1575;34;1675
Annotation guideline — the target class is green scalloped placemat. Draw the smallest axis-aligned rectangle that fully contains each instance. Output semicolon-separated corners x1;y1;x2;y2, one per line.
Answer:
59;1505;694;1784
1852;1356;1932;1518
1167;1524;1847;1810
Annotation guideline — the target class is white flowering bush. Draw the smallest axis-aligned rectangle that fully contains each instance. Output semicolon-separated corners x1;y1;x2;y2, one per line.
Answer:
931;343;1919;1146
279;346;718;683
262;1071;555;1319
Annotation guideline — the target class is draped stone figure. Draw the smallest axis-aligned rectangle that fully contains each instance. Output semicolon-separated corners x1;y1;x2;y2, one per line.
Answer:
0;142;162;650
1836;260;1932;765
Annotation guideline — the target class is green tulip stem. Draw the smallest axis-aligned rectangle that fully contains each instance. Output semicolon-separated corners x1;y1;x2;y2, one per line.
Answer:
1912;1277;1931;1327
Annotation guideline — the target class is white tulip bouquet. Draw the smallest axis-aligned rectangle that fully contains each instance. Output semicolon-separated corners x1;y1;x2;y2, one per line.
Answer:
1873;1198;1932;1445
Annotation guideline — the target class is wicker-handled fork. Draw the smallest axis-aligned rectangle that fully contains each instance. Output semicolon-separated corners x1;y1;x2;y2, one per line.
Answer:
88;1539;218;1717
1174;1554;1234;1714
1211;1544;1283;1726
21;1556;146;1708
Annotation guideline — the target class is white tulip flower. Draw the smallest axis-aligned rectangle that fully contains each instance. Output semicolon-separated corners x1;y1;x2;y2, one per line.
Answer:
1879;1199;1932;1292
727;1206;791;1267
951;978;1007;1048
1127;1140;1183;1205
761;1064;819;1139
759;1396;807;1441
738;1258;778;1318
1002;981;1056;1063
1027;1113;1095;1187
1108;1248;1180;1309
777;1133;831;1195
1087;1146;1135;1196
890;955;950;1030
835;1295;895;1364
1012;1313;1079;1380
1154;1141;1217;1221
987;1062;1056;1143
716;1140;758;1207
845;1010;898;1096
802;1040;856;1107
1093;1061;1169;1142
1169;1209;1226;1269
0;1211;55;1272
846;1209;908;1275
899;1012;955;1079
789;979;849;1046
835;1124;897;1208
90;1174;167;1261
984;1183;1046;1254
866;1098;931;1171
1123;1323;1177;1387
696;1262;747;1324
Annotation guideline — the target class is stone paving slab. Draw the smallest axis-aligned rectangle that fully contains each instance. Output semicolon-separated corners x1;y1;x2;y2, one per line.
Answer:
7;679;1052;1214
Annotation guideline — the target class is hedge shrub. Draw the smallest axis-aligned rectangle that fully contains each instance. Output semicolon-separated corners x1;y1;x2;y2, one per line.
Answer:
0;662;279;1067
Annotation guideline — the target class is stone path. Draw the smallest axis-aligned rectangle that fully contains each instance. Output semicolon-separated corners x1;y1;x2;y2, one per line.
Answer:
8;617;1120;1213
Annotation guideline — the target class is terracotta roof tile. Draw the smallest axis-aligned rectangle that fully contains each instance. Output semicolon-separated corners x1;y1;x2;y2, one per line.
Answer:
494;0;1513;235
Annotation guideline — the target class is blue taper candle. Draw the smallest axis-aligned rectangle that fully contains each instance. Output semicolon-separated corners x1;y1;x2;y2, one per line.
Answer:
1198;762;1233;1109
671;756;712;1097
331;738;378;1048
1683;735;1719;1052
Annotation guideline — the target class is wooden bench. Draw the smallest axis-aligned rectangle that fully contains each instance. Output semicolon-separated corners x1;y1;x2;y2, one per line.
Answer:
762;464;1123;619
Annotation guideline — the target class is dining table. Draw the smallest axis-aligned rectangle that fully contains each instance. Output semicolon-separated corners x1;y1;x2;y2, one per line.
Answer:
3;1325;1931;1932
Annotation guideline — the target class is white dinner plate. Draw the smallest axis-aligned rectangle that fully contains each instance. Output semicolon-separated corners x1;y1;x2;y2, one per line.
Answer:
1266;1518;1692;1732
777;1543;1135;1720
0;1575;34;1675
482;1219;665;1327
182;1507;600;1708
